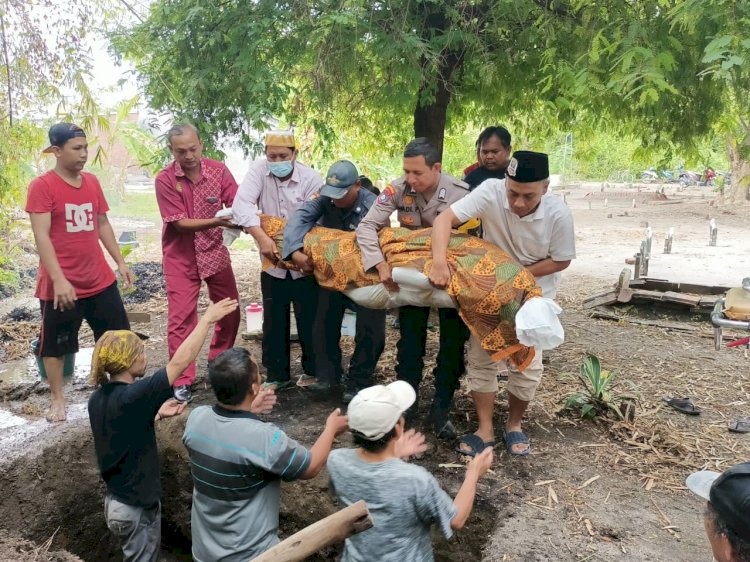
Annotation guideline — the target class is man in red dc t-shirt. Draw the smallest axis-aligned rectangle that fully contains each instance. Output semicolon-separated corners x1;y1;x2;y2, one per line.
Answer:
154;123;241;403
25;122;134;423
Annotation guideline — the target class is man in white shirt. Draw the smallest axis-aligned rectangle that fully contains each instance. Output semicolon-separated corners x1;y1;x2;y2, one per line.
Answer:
429;151;575;457
233;130;323;390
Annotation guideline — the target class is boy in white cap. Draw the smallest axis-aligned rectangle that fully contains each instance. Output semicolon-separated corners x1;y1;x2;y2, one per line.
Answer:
687;462;750;562
327;381;493;562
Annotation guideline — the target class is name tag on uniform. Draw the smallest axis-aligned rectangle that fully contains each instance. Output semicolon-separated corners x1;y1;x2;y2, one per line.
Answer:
398;210;422;227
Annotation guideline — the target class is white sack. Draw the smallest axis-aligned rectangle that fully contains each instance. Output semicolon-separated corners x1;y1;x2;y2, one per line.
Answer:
515;297;564;350
345;268;454;309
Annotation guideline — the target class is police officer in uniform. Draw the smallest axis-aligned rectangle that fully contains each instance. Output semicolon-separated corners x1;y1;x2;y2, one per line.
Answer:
283;160;386;403
356;137;469;439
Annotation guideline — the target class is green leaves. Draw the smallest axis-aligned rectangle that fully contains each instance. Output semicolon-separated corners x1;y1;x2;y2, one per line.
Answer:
564;353;638;421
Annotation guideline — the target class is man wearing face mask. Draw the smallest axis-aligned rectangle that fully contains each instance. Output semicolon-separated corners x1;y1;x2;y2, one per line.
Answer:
282;160;386;402
155;123;241;404
233;130;323;390
355;138;470;439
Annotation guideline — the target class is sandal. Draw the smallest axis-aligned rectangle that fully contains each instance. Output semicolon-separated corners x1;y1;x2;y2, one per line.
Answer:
295;374;317;388
728;418;750;434
455;434;496;457
662;396;701;415
503;430;532;457
262;380;294;392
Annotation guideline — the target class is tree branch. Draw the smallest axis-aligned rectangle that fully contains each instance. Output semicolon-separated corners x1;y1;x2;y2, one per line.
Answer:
531;0;581;23
0;10;13;126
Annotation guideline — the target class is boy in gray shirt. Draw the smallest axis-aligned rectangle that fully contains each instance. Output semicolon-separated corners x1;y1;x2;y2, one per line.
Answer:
327;381;493;562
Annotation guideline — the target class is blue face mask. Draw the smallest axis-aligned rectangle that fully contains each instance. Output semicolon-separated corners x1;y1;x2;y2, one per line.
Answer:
268;160;294;178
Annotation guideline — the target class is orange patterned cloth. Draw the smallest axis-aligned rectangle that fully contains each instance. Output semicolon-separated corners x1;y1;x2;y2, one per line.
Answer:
259;215;542;369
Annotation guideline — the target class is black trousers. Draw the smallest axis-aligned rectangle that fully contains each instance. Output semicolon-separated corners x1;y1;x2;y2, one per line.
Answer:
313;288;386;387
260;272;318;382
395;306;466;410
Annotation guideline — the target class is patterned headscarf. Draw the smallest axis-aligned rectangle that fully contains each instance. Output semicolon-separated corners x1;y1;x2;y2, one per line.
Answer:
89;330;145;385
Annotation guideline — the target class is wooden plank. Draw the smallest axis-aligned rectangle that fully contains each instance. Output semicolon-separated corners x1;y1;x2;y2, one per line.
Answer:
630;279;730;295
126;311;151;323
583;291;618;309
661;291;702;306
250;500;373;562
629;289;701;306
589;311;696;332
616;268;633;303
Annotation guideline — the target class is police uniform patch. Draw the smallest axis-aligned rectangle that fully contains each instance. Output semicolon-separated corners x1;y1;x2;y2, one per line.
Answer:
401;215;414;225
438;188;446;201
378;184;396;205
403;195;414;206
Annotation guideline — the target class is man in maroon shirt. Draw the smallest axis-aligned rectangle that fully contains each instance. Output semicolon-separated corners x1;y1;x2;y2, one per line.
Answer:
155;124;241;403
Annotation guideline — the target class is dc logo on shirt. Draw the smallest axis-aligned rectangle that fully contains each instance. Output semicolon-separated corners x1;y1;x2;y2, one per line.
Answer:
65;203;95;233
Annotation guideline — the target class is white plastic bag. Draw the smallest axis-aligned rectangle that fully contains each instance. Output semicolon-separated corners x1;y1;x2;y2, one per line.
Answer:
515;297;564;350
215;207;241;247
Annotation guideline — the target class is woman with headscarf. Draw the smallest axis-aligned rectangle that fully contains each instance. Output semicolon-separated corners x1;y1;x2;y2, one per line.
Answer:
87;298;238;562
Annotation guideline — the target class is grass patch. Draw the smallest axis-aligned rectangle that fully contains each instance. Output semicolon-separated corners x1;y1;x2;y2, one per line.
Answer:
105;191;162;222
230;238;256;251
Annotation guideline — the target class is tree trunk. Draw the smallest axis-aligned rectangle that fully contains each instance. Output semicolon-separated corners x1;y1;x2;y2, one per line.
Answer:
413;52;462;161
411;4;465;161
725;133;750;204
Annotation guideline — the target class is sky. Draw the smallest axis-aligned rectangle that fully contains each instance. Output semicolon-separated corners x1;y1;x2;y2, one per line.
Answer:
86;31;252;179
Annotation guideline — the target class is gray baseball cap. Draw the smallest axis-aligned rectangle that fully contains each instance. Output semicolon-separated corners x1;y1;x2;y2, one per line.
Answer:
320;160;359;200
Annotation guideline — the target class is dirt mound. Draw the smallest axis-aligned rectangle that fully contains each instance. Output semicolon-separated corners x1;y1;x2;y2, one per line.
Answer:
0;530;82;562
122;261;166;304
0;267;38;299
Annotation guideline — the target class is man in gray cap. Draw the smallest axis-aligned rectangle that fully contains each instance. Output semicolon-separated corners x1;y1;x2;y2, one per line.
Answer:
430;150;576;457
283;160;386;402
687;462;750;562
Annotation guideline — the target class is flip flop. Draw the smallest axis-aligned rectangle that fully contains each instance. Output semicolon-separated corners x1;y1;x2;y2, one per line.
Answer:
728;418;750;434
295;374;317;388
455;434;495;457
262;380;294;392
503;430;532;457
662;396;701;415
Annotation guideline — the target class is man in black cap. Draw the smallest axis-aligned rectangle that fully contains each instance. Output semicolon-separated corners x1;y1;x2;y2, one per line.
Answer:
282;160;386;402
429;150;576;457
25;123;134;422
687;462;750;562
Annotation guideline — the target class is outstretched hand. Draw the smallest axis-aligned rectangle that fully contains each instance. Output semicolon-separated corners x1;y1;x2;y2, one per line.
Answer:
157;398;187;420
203;298;239;323
250;388;277;415
394;428;428;459
325;408;349;437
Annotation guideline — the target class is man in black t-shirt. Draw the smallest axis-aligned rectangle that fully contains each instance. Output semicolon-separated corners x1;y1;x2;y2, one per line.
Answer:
463;126;513;190
88;298;238;562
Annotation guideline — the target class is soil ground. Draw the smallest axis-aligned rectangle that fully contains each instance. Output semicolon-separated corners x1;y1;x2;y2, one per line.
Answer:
0;181;748;561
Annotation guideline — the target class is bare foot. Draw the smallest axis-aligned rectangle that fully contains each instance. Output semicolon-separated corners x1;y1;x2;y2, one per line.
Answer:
46;401;67;423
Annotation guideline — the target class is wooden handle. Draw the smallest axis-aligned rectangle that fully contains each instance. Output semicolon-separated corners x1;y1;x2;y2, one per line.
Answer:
250;500;373;562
